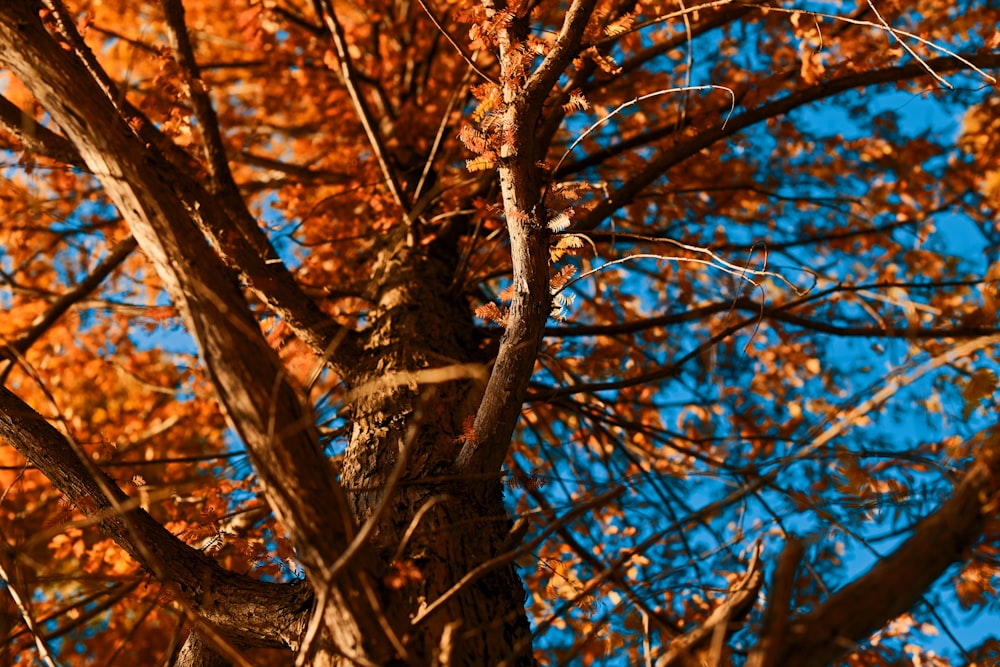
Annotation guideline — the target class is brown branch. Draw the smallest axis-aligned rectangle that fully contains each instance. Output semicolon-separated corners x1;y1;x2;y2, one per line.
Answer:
532;315;754;399
0;385;309;649
0;554;58;667
0;94;83;166
156;0;362;377
522;0;601;113
175;630;231;667
2;581;140;647
0;7;406;658
0;235;138;382
456;0;577;474
316;0;414;227
544;296;1000;340
0;7;399;658
159;0;241;199
573;53;1000;232
748;537;805;667
656;542;765;667
559;217;919;255
769;457;1000;667
32;0;359;378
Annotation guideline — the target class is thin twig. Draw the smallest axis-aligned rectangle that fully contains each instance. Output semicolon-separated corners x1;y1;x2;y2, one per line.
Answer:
159;0;242;195
0;236;137;383
550;85;736;177
753;2;997;85
316;0;414;231
415;0;497;84
0;555;59;667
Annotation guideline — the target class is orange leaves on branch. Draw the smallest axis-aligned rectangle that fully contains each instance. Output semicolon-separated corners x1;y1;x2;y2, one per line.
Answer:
562;90;590;115
580;46;621;75
549;234;587;263
475;301;508;326
468;8;515;50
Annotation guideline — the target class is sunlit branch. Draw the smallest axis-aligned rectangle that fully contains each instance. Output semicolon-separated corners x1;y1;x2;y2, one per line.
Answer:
562;214;929;255
39;0;125;111
522;0;601;113
550;85;736;179
457;0;589;476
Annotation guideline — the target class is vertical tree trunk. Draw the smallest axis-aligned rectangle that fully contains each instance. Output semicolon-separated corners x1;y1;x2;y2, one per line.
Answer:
338;230;535;665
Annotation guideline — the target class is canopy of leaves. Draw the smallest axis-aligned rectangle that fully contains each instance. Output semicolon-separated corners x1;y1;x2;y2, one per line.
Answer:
1;0;999;665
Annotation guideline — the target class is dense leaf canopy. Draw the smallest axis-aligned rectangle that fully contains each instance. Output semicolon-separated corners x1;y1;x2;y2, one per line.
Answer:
1;0;999;665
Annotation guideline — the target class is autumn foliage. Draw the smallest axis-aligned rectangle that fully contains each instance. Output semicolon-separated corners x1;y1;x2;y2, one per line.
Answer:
1;0;1000;665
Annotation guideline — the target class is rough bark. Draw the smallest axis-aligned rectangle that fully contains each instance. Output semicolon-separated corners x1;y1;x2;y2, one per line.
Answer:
175;631;231;667
341;229;535;665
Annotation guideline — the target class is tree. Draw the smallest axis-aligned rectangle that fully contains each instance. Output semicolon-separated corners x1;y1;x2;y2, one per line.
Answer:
0;0;999;664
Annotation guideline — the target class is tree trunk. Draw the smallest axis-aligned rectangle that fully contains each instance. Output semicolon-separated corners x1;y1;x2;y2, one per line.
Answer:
338;229;535;665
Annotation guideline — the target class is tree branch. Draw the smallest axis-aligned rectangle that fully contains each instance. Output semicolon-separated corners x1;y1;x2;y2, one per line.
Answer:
0;235;138;383
657;542;764;667
175;630;231;667
573;53;1000;231
543;296;1000;340
3;0;360;378
522;0;600;114
316;0;414;228
159;0;242;200
0;385;309;650
0;4;334;565
456;0;566;474
0;94;82;166
0;7;396;656
769;456;1000;667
